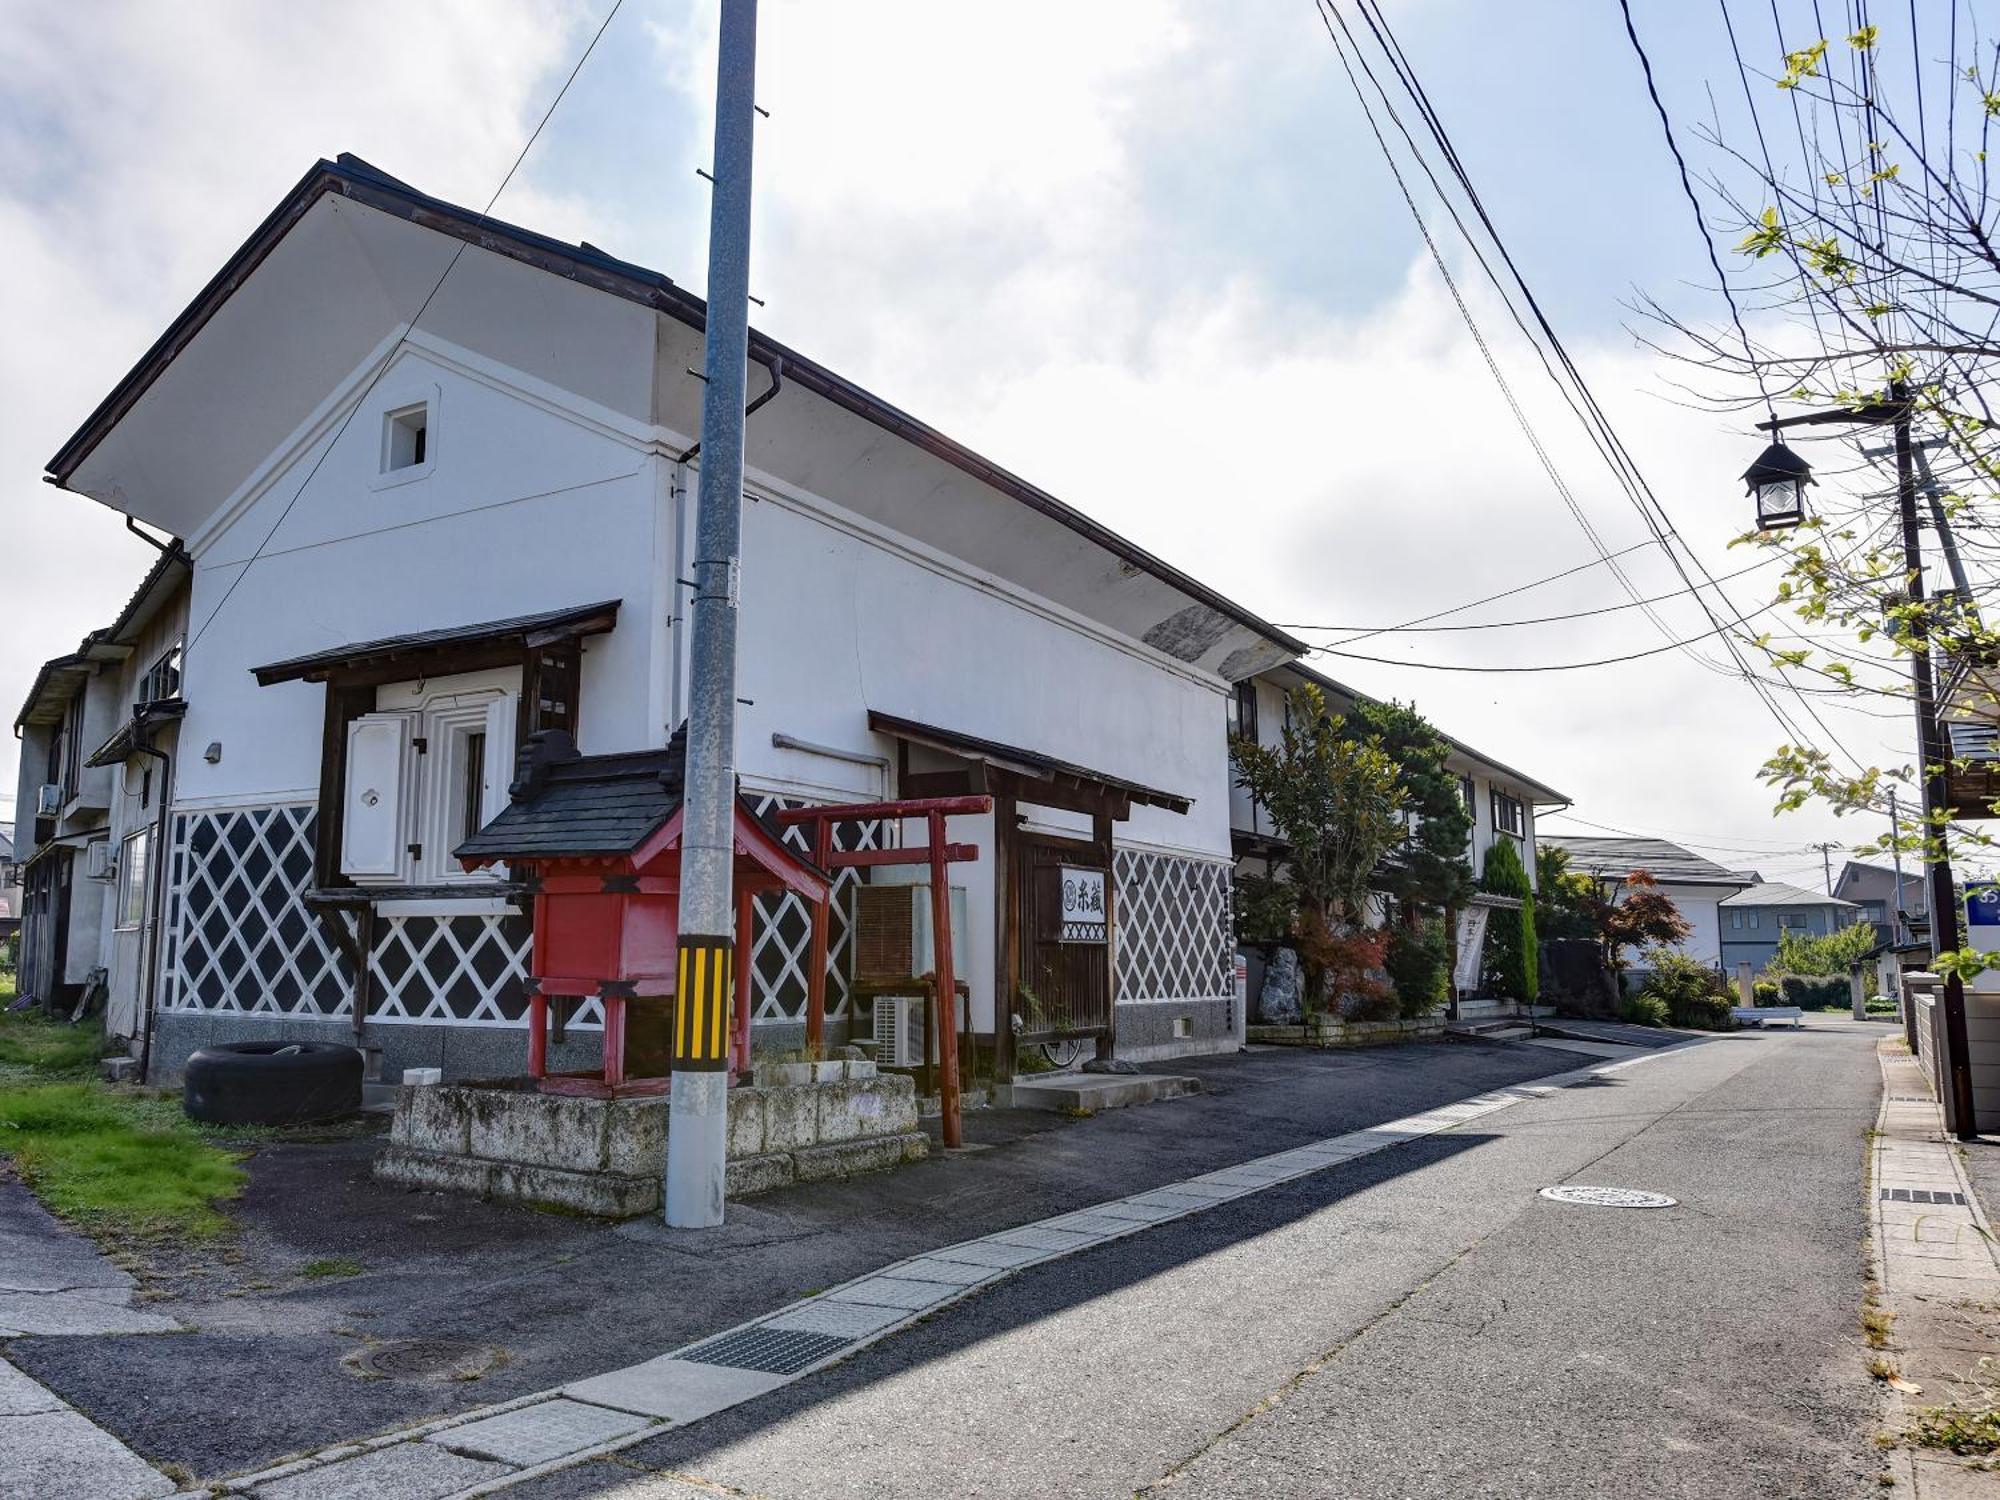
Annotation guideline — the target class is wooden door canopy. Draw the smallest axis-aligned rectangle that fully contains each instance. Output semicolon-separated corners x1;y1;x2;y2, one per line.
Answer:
453;727;830;1096
866;709;1191;819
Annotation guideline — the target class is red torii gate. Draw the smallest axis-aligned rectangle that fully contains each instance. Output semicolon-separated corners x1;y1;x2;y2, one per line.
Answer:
767;794;991;1148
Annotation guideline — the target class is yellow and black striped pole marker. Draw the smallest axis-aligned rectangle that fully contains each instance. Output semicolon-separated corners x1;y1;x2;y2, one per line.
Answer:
674;935;734;1072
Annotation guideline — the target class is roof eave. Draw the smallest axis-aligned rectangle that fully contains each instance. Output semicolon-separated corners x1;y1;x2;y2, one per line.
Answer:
47;154;1304;666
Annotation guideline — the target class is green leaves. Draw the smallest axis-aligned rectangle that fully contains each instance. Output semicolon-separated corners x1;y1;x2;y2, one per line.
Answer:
1779;38;1829;89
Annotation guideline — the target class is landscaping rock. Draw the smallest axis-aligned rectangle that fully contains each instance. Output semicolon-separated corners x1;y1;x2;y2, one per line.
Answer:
1258;948;1303;1024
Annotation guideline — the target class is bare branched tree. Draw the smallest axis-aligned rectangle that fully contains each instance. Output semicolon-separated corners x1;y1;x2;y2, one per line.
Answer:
1644;11;2000;940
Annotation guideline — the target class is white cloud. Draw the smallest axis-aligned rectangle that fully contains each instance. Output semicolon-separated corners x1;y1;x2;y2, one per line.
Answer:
1;0;1890;870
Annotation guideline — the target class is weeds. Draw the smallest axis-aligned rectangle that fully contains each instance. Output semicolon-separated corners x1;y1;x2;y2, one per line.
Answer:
1864;1304;1896;1350
0;1080;244;1237
0;1009;109;1078
300;1258;363;1280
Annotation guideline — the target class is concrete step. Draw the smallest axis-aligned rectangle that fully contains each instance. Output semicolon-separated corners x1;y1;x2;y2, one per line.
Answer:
996;1072;1202;1114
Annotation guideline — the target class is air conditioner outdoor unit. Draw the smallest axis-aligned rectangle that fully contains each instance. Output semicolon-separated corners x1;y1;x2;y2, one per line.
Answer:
870;992;973;1069
84;839;114;882
35;783;62;817
872;995;931;1069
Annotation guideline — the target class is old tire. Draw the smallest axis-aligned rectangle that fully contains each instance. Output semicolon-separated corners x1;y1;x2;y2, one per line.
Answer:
182;1041;363;1126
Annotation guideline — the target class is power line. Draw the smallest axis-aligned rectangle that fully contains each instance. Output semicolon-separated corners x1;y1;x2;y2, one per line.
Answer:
1339;0;1871;770
1308;594;1785;672
1281;552;1779;637
184;0;627;655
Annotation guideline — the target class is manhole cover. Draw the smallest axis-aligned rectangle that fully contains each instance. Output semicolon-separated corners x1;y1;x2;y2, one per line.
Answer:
346;1339;504;1382
1538;1185;1678;1209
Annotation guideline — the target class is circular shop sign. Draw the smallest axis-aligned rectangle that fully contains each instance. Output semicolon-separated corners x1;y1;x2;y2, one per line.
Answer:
1538;1184;1678;1209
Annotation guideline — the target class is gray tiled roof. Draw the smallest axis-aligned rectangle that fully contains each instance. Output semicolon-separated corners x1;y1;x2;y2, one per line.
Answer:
1541;835;1750;887
1719;880;1857;910
454;741;685;862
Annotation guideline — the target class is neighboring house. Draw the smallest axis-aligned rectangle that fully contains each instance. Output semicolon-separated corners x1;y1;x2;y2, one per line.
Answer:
1718;881;1861;974
1833;859;1927;948
1228;661;1568;1000
1539;836;1752;974
0;828;21;944
35;154;1319;1082
10;546;189;1044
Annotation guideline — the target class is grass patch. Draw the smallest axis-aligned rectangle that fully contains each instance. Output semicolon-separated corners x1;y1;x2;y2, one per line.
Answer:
1864;1303;1896;1350
300;1257;363;1280
0;1008;108;1077
1909;1402;2000;1456
0;1081;245;1238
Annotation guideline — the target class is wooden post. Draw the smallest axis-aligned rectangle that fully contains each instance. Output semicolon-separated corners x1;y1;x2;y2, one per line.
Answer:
1093;806;1116;1064
603;997;626;1088
993;791;1016;1082
929;810;963;1148
526;990;549;1079
733;889;756;1077
805;822;833;1054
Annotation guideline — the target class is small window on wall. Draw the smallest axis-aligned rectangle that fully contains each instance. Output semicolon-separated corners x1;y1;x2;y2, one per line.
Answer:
384;403;428;472
116;827;151;930
1489;787;1525;838
1730;909;1743;930
1230;681;1260;745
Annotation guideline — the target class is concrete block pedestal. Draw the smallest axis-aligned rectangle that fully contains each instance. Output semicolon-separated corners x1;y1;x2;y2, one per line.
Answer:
375;1073;927;1217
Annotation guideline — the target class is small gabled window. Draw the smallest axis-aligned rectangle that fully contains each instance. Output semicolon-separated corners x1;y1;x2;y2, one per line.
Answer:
384;403;429;472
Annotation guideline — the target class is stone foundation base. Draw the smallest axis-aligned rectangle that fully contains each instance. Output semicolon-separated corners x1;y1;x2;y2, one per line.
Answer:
1247;1014;1445;1049
374;1073;927;1217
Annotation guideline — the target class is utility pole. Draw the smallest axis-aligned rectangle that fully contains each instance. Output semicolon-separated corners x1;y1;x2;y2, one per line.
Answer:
1889;787;1909;944
1752;385;1978;1135
1810;841;1839;895
666;0;759;1229
1891;383;1978;1137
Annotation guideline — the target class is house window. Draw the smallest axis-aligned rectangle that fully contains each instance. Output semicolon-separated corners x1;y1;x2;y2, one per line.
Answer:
1461;774;1476;816
1489;788;1524;838
384;403;429;472
116;827;150;930
1229;681;1259;744
1748;910;1761;930
136;642;182;705
340;667;518;887
1730;910;1743;930
1778;911;1811;930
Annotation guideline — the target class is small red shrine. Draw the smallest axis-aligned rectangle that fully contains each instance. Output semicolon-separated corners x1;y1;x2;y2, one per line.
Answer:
455;729;829;1095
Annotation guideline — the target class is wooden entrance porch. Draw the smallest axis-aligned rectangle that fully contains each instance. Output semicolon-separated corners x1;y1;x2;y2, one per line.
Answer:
866;711;1193;1080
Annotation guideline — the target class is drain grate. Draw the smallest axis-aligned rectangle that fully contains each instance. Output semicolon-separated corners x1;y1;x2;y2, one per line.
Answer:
1881;1187;1967;1206
680;1325;853;1375
349;1339;504;1382
1538;1185;1677;1209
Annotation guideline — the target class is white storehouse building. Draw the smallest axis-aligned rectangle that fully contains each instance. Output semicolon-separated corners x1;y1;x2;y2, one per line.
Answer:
25;155;1316;1083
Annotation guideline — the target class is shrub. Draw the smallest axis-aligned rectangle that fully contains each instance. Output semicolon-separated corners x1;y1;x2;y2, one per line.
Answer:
1480;840;1538;1003
1621;992;1670;1027
1386;919;1450;1020
1753;978;1781;1006
1778;973;1849;1009
1638;950;1737;1031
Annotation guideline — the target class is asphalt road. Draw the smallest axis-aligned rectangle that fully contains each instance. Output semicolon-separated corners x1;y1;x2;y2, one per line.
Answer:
515;1019;1889;1500
5;1036;1576;1477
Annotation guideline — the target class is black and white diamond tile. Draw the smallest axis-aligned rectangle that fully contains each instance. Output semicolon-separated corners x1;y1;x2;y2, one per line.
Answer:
1112;848;1233;1002
744;794;889;1025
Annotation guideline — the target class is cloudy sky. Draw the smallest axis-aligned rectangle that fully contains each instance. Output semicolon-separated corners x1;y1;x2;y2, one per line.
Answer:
0;0;1938;887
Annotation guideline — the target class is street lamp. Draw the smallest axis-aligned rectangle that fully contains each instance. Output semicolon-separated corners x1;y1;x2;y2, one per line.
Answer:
1740;438;1814;530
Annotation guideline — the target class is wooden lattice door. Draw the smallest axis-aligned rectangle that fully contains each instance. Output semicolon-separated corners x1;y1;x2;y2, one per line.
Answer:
1015;836;1112;1044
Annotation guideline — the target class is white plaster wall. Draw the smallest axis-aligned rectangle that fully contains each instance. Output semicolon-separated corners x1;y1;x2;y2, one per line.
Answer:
174;349;664;808
730;488;1233;1035
1656;883;1726;966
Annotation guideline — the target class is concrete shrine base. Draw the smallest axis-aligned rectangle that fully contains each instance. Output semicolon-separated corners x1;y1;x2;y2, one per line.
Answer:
374;1071;929;1217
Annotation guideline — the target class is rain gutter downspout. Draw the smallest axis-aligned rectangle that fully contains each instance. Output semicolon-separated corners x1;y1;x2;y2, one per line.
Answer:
129;707;175;1085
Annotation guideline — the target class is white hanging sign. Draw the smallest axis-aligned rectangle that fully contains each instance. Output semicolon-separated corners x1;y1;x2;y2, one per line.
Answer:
1453;905;1491;995
1060;866;1108;943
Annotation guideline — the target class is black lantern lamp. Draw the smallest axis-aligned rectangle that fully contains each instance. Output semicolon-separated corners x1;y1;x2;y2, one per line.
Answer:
1741;439;1814;530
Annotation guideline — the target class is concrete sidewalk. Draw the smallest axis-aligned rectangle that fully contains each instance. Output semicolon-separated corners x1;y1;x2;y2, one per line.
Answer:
1873;1042;2000;1496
